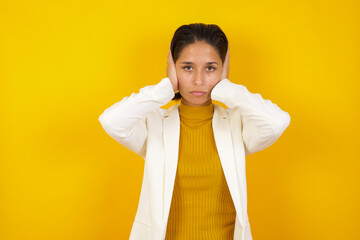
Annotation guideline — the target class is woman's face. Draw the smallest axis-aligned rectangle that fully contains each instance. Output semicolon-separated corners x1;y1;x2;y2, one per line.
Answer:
175;41;223;107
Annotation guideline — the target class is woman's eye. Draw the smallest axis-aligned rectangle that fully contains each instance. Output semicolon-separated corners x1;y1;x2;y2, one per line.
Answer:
207;66;216;71
184;66;192;71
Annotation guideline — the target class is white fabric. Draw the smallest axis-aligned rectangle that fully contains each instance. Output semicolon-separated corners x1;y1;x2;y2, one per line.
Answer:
99;77;291;240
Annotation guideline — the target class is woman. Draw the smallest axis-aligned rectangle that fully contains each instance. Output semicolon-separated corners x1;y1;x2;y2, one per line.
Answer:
99;23;291;240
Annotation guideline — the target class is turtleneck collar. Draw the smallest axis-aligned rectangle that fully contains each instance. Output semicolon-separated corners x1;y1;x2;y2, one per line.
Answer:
179;100;214;120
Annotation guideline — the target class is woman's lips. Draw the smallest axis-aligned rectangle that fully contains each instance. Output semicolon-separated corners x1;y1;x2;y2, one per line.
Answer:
191;91;206;96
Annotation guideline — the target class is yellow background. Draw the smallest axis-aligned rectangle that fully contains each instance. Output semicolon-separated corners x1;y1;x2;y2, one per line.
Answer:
1;0;359;239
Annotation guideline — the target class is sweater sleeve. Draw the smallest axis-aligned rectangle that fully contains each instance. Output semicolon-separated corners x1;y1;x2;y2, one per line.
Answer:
98;77;175;158
211;79;291;156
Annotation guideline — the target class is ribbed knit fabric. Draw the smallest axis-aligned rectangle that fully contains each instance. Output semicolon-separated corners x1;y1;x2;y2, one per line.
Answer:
165;101;236;240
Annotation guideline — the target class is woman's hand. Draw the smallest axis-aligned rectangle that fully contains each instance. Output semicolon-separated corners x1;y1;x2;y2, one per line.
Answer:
166;45;179;92
220;44;230;80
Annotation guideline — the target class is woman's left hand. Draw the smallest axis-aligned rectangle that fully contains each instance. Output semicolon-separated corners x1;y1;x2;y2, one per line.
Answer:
220;44;230;80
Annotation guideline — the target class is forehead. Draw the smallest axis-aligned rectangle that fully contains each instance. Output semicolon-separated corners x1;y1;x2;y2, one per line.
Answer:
178;41;221;63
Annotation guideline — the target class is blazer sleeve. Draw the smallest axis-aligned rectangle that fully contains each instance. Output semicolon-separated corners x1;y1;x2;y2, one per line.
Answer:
98;77;175;158
211;79;291;156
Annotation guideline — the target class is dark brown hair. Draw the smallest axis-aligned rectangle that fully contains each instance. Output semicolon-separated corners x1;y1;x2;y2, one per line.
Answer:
170;23;229;100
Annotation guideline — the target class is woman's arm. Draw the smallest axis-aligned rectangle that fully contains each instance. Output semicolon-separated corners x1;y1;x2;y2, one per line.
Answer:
211;79;291;156
213;44;290;156
99;46;178;158
98;77;175;158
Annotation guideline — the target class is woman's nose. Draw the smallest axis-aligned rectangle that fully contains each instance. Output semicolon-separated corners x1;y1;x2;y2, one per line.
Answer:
193;70;205;85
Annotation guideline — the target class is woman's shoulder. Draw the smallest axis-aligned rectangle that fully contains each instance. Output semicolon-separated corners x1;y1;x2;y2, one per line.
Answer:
147;103;179;120
213;102;241;119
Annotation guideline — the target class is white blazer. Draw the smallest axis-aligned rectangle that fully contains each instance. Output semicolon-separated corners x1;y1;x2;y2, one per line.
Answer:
99;77;291;240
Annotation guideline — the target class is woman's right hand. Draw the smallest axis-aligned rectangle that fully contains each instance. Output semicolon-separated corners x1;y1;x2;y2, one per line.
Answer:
166;45;178;92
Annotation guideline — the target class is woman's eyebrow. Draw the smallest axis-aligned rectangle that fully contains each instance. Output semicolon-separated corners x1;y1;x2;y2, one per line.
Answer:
180;61;219;65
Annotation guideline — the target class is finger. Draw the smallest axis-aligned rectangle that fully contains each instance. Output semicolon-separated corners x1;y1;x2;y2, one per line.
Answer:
224;46;230;67
169;50;175;65
167;48;172;63
225;45;229;61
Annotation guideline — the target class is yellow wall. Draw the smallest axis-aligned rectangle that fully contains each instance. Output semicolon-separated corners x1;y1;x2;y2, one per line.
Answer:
1;0;359;239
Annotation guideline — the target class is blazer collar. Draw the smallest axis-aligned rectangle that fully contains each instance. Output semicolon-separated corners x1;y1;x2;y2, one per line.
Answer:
212;104;244;228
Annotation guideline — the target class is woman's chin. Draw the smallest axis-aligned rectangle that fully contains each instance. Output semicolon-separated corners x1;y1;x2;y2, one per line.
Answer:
183;97;211;107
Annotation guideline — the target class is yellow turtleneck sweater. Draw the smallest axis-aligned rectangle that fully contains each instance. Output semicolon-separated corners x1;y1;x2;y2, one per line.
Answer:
165;101;236;240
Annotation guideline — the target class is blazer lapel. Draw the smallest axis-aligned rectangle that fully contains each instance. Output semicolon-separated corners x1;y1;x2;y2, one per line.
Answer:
162;104;180;222
212;104;244;228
